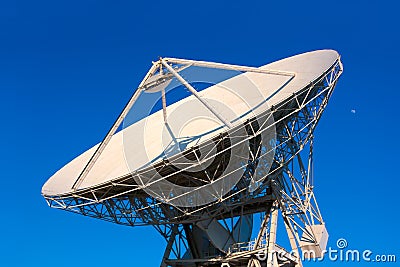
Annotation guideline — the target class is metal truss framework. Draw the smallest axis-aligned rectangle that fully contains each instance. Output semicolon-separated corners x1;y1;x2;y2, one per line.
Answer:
43;57;343;267
150;59;342;267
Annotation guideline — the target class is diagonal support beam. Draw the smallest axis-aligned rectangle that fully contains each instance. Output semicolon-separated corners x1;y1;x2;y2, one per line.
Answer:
160;224;179;267
71;62;159;190
160;58;233;129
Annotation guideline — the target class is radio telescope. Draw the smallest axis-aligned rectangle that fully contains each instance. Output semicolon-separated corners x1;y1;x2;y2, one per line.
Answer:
42;50;343;267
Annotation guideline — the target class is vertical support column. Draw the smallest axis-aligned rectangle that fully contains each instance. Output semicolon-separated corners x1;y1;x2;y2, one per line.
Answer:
183;224;200;260
254;208;272;249
266;205;279;267
284;219;302;267
160;224;179;267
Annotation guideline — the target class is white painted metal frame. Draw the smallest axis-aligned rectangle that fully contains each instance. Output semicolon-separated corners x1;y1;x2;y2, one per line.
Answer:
44;54;343;267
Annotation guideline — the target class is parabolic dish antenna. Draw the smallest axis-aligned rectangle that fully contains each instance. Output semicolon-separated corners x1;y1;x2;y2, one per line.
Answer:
42;50;343;267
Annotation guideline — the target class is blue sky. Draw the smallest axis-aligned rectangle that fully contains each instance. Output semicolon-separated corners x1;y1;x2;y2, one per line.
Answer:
2;1;399;266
